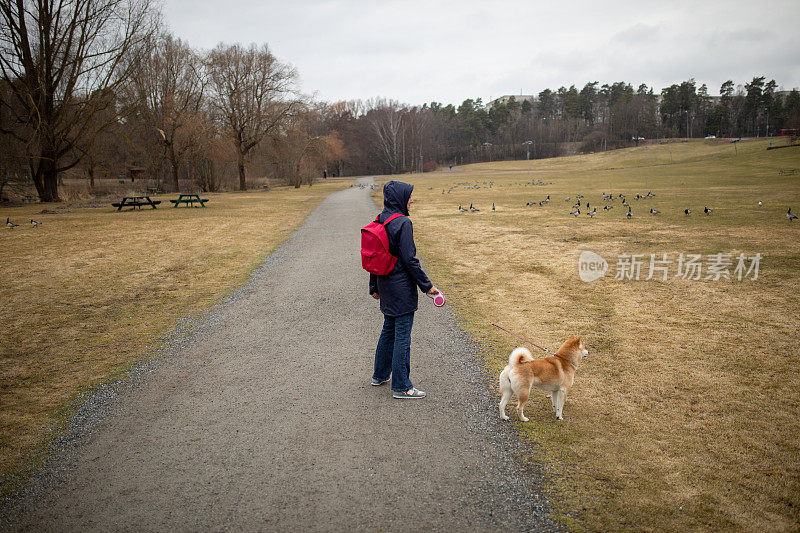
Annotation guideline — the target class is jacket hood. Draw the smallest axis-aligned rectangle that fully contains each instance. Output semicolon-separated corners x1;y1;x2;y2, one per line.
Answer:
382;180;414;216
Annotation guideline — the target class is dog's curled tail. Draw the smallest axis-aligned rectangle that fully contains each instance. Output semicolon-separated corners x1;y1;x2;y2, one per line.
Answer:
509;347;534;367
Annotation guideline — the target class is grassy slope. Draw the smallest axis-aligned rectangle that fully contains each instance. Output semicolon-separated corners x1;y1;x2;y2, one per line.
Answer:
0;182;349;492
393;138;800;531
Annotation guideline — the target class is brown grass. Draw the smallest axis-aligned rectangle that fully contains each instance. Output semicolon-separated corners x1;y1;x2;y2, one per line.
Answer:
386;139;800;530
0;182;349;492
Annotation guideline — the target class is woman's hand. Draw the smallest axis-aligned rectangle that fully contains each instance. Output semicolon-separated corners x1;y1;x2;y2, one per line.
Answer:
426;286;439;296
371;293;380;300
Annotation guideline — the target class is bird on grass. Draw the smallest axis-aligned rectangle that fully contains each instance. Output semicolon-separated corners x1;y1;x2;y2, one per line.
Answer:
6;217;19;229
758;201;762;206
572;201;581;209
704;206;712;215
622;199;629;207
650;208;660;215
458;204;467;212
470;203;479;212
684;209;691;216
576;194;584;199
492;203;496;211
603;205;613;211
587;208;597;217
586;202;591;210
626;207;632;218
570;208;580;217
564;197;571;202
788;208;798;221
526;201;534;206
30;219;41;227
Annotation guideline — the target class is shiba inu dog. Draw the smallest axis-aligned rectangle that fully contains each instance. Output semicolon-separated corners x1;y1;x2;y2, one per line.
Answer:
498;335;588;421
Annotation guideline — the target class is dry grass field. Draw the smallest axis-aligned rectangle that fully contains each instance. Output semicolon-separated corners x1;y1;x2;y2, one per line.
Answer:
0;181;349;493
390;138;800;530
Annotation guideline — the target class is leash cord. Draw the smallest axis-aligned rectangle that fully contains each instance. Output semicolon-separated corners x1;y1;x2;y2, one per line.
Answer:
491;323;556;355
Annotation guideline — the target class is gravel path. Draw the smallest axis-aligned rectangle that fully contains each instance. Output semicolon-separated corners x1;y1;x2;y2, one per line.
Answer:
1;178;556;532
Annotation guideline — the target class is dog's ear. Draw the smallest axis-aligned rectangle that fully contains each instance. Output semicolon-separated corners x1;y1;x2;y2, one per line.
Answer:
567;334;574;339
576;335;582;342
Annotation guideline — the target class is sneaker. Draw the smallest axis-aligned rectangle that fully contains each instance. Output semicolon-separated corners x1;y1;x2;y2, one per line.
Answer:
371;378;390;386
393;388;426;399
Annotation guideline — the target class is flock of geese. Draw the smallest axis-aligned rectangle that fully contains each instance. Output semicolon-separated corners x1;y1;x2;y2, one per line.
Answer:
6;217;41;228
454;192;799;222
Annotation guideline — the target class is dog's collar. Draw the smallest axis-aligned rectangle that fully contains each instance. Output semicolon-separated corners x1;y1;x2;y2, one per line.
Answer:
555;354;577;370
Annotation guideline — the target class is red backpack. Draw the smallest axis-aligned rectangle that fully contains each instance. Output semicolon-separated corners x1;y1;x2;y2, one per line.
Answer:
361;213;405;275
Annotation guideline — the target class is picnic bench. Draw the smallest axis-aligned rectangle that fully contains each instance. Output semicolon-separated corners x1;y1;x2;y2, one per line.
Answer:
169;194;209;207
112;196;161;211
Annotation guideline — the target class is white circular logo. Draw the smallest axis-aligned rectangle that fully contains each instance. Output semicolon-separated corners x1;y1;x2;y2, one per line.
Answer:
578;250;608;282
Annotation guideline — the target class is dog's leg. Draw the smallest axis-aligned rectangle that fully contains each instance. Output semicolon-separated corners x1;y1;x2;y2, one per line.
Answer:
499;388;512;420
498;369;512;420
555;387;566;420
550;390;558;414
516;389;530;422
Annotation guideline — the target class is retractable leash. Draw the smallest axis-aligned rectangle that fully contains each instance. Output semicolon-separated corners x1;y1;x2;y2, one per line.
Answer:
491;323;556;355
428;290;445;307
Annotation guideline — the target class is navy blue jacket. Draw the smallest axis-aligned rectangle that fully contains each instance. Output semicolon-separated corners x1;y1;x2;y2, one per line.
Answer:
368;181;433;316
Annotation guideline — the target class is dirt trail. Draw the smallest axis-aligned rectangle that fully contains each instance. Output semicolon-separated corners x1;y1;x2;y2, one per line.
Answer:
2;178;555;531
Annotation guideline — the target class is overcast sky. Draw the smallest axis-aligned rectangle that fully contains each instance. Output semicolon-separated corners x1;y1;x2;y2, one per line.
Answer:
163;0;800;106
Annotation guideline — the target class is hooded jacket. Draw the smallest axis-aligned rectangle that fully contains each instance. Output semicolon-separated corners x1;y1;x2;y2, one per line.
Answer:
368;180;433;316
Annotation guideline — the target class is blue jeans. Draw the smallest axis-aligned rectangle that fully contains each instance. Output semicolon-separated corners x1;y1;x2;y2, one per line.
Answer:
373;312;415;392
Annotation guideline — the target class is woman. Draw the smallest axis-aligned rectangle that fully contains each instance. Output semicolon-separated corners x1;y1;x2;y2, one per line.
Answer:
369;180;439;399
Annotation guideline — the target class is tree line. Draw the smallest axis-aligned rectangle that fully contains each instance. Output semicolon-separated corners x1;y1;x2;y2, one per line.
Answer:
329;77;800;176
0;0;343;201
2;0;798;201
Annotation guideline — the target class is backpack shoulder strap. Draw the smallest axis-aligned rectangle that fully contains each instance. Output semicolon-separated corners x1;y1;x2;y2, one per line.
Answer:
382;213;405;226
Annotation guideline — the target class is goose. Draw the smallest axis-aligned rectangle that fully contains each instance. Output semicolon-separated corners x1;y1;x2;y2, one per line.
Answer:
684;209;691;216
587;208;596;217
704;206;712;215
603;205;613;211
6;217;19;229
570;208;580;217
650;208;660;215
30;219;41;227
458;204;468;212
788;208;798;221
492;203;496;211
626;207;632;218
757;201;762;206
470;203;479;212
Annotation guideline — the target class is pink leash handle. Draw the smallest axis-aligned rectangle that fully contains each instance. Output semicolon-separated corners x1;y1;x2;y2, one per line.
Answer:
491;323;555;355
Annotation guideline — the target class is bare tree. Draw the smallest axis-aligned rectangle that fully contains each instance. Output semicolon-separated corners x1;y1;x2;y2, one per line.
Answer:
271;109;346;188
366;98;405;173
127;33;205;191
206;43;298;191
0;0;159;201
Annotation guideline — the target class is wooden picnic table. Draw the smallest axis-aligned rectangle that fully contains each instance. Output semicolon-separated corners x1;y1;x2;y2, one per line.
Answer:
112;196;161;211
169;194;209;207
